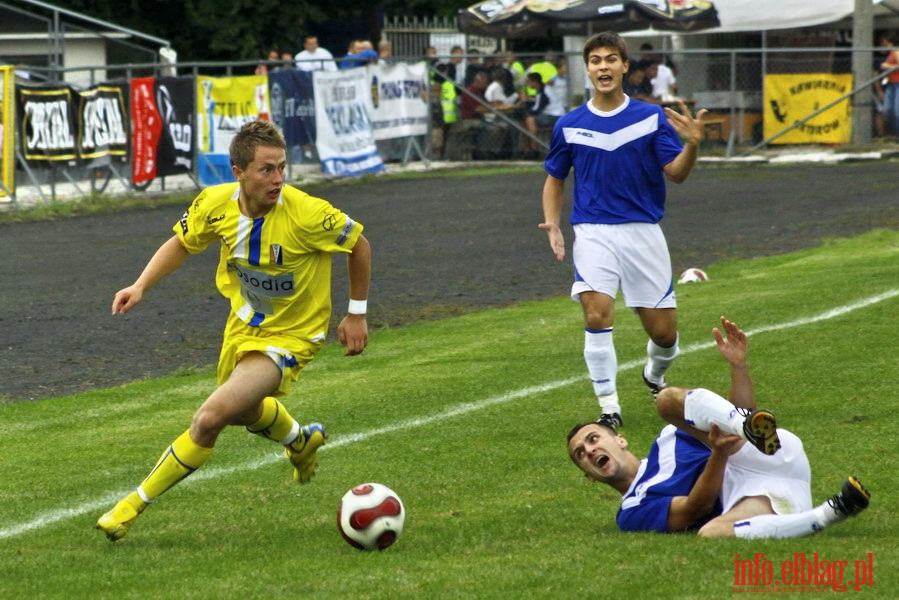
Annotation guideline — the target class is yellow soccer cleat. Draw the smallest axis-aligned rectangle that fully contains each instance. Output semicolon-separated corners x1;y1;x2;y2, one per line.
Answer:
96;494;145;542
284;423;327;484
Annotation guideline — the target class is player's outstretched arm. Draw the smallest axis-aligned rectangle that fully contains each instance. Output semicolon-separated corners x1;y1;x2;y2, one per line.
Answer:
539;175;566;261
662;102;707;184
112;235;189;315
713;316;755;410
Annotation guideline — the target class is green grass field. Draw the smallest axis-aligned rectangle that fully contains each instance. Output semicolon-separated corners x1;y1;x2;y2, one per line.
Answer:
2;229;897;599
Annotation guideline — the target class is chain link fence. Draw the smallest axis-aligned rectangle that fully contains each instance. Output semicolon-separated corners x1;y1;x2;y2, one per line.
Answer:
5;45;897;206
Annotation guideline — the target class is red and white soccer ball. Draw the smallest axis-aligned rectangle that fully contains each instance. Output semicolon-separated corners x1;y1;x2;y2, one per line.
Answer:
678;267;709;284
337;482;405;551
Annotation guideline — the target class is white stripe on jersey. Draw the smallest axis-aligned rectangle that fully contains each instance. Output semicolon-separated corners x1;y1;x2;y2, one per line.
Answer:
562;113;659;152
620;424;678;510
234;215;253;261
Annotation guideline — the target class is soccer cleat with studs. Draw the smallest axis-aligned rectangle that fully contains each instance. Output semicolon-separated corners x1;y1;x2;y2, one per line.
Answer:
827;477;870;518
742;409;781;455
285;423;327;484
96;494;145;542
598;413;623;429
642;368;668;399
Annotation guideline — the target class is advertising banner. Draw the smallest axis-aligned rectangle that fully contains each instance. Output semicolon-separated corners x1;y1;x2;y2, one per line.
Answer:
268;69;315;149
0;65;14;198
131;75;195;184
197;74;270;185
17;85;78;163
313;69;384;177
763;73;853;144
368;62;429;141
77;82;129;163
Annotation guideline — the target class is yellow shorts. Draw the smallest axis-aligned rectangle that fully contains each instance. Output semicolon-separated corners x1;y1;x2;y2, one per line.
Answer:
217;313;322;396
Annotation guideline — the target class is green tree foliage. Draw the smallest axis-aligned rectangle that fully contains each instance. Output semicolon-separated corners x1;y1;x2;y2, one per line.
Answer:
49;0;473;62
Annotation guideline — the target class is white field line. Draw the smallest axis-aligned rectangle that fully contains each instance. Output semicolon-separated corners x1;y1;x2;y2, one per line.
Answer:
2;289;896;541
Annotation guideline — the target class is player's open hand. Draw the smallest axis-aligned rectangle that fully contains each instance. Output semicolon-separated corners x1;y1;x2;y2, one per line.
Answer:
538;222;566;261
664;101;708;146
712;316;748;367
338;314;368;356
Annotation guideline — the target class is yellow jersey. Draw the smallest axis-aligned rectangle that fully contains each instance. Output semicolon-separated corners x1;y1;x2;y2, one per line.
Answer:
174;182;363;341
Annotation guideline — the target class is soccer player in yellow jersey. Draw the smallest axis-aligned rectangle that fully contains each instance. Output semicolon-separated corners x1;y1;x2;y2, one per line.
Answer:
96;120;371;541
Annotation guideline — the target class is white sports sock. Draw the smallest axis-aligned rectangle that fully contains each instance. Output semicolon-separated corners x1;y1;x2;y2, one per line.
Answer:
584;328;617;398
645;335;679;383
598;392;621;415
683;388;745;437
733;508;829;539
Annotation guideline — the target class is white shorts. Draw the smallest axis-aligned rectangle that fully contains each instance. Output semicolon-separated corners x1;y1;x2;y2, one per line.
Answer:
722;428;813;515
570;222;675;309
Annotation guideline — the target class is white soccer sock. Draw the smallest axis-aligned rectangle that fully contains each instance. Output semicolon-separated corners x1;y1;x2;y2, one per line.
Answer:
733;508;829;539
584;328;618;412
645;335;679;383
683;388;745;437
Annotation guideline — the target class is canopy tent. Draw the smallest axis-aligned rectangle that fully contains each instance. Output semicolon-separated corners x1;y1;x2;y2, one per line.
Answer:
459;1;892;39
693;0;888;33
457;1;721;39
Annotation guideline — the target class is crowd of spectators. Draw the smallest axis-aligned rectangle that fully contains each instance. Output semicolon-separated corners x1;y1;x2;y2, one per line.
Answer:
428;48;570;160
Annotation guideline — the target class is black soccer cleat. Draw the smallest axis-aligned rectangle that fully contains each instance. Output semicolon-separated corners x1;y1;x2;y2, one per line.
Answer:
827;477;871;518
742;408;781;455
642;369;668;399
598;413;623;429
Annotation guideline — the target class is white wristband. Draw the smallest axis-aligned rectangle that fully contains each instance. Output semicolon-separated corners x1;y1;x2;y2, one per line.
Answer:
348;299;368;315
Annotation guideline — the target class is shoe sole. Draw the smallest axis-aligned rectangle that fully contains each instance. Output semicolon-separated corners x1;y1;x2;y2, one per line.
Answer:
747;410;781;455
845;477;871;510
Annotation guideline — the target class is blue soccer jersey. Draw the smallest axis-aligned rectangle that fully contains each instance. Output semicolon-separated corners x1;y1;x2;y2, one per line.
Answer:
544;97;683;225
617;425;720;533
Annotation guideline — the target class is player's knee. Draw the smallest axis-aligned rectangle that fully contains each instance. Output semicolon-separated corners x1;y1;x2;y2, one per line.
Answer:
655;387;685;419
191;405;226;438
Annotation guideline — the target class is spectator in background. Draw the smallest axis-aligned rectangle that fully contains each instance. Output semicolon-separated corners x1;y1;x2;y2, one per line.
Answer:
554;58;570;112
340;40;378;70
449;45;466;87
432;63;458;159
295;35;337;72
521;72;565;159
484;66;520;121
424;45;439;64
640;43;677;100
460;70;489;121
276;51;294;72
623;59;660;104
464;48;488;87
256;48;280;75
879;31;899;137
378;40;393;63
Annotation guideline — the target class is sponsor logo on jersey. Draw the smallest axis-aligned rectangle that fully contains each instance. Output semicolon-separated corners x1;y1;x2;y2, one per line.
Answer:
207;213;225;224
229;262;295;297
270;244;283;265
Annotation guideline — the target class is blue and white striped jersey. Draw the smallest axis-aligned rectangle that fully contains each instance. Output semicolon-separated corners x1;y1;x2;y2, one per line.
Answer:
543;97;683;225
617;424;721;533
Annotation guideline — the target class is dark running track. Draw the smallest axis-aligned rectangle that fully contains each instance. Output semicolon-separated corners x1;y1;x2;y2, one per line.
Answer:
2;161;897;401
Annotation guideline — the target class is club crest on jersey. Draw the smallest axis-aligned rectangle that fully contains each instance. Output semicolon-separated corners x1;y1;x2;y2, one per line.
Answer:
270;244;283;265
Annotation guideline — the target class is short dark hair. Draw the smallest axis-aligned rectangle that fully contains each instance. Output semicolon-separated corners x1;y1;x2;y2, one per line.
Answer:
566;420;618;444
583;31;629;64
